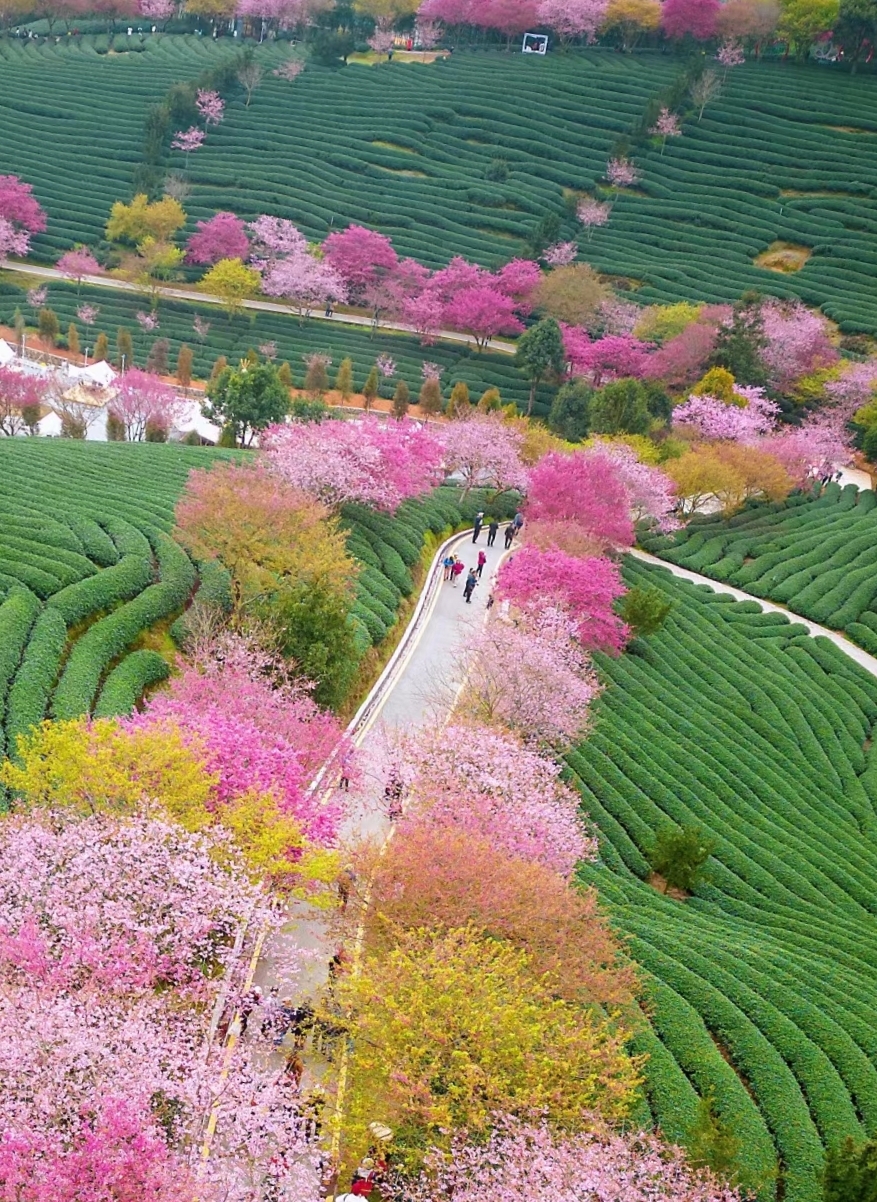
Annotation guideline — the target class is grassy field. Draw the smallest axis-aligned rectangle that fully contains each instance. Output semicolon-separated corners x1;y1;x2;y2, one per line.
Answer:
1;38;876;331
568;558;877;1202
643;484;877;654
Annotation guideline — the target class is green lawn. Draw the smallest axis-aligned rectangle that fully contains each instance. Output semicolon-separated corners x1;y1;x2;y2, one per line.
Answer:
568;557;877;1202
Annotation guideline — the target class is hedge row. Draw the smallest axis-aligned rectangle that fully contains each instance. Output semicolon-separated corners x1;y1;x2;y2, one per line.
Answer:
567;559;877;1202
94;650;171;717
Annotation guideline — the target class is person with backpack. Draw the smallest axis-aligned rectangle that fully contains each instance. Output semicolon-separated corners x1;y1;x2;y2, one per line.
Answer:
463;569;479;603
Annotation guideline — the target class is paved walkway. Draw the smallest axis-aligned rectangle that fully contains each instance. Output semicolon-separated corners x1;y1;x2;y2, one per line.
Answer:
629;548;877;681
0;260;517;355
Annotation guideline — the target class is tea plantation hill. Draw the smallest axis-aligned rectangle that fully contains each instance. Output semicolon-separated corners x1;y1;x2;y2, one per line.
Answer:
0;37;876;332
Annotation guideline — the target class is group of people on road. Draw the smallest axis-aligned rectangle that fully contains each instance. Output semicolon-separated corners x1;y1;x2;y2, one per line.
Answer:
441;509;525;604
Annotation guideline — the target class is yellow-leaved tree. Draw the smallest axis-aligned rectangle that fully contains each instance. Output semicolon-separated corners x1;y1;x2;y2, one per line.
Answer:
106;194;186;246
338;924;642;1173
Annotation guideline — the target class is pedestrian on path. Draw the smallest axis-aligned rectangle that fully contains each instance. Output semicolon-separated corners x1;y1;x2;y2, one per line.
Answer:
451;558;465;586
504;522;515;549
487;518;499;546
476;549;487;578
442;553;455;581
339;751;353;791
259;986;281;1039
239;985;262;1037
513;510;524;535
337;864;357;911
472;511;484;542
463;569;478;603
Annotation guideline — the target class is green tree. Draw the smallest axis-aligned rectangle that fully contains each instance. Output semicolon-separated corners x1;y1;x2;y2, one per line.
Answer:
116;327;134;370
392;378;411;419
548;379;592;442
278;360;293;388
210;355;228;381
686;1090;743;1186
205;363;290;447
447;381;472;419
419;376;443;416
144;418;168;442
311;27;355;65
535;264;608;328
526;211;562;257
650;824;714;895
779;0;840;56
13;307;25;343
515;318;565;415
589;378;651;436
93;332;110;363
201;257;260;317
336;357;354;402
66;322;80;357
477;387;502;412
835;0;877;68
618;586;672;637
643;379;672;422
176;343;194;389
106;411;126;442
38;307;60;347
710;293;767;386
824;1136;877;1202
863;426;877;464
362;365;379;411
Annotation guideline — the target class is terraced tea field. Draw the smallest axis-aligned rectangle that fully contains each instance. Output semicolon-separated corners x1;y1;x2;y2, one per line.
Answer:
1;39;876;331
0;276;544;411
643;483;877;654
569;558;877;1202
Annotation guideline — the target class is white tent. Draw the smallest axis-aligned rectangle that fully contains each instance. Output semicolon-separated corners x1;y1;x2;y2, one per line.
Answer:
0;339;16;366
78;360;118;388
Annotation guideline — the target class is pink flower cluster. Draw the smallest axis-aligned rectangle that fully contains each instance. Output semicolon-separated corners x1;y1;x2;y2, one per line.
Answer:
672;386;780;442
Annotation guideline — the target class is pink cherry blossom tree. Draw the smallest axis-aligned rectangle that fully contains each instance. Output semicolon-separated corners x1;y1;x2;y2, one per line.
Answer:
171;127;206;169
400;722;596;876
26;285;47;313
0;368;45;436
577;197;612;240
537;0;610;41
673;387;780;441
136;309;159;332
195;88;225;126
759;411;851;485
497;545;629;653
439;412;528;495
265;415;444;511
760;298;838;391
717;38;745;70
527;449;636;546
368;26;396;55
248;214;308;265
592;439;679;530
606;156;640;187
0;174;47;259
414;18;443;46
139;0;175;23
261;247;347;321
393;1117;742;1202
651;106;682;154
460;608;601;749
566;331;651;385
494;257;543;311
185;212;250;265
643;319;720;388
661;0;721;39
77;302;99;328
108;368;182;440
56;247;100;293
323;223;399;303
444;284;524;348
824;360;877;418
274;57;306;80
543;240;578;267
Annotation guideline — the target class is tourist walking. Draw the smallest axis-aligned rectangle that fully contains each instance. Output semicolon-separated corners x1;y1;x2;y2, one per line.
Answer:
463;569;478;603
442;553;455;581
487;518;499;546
513;510;524;535
503;522;515;549
339;751;353;791
451;557;465;586
476;549;487;578
472;511;484;542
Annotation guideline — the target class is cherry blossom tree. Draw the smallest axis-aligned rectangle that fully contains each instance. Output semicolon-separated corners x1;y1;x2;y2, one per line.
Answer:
108;368;182;440
265;415;443;511
543;240;578;267
760;411;851;484
577;197;612;240
497;546;629;653
0;369;45;437
643;319;719;388
274;56;306;81
185;211;249;266
323;223;399;302
394;1118;743;1202
414;18;443;46
439;412;528;495
537;0;610;41
195;88;225;126
56;247;100;292
661;0;720;38
400;722;595;876
565;330;652;385
825;360;877;418
0;174;47;259
26;285;47;314
760;298;838;391
717;37;746;69
494;257;543;311
460;608;601;748
606;156;640;187
651;105;682;153
444;284;524;348
171;127;206;168
77;302;99;329
368;26;396;55
248;215;308;265
592;439;679;529
262;247;347;321
527;449;636;545
673;386;780;441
